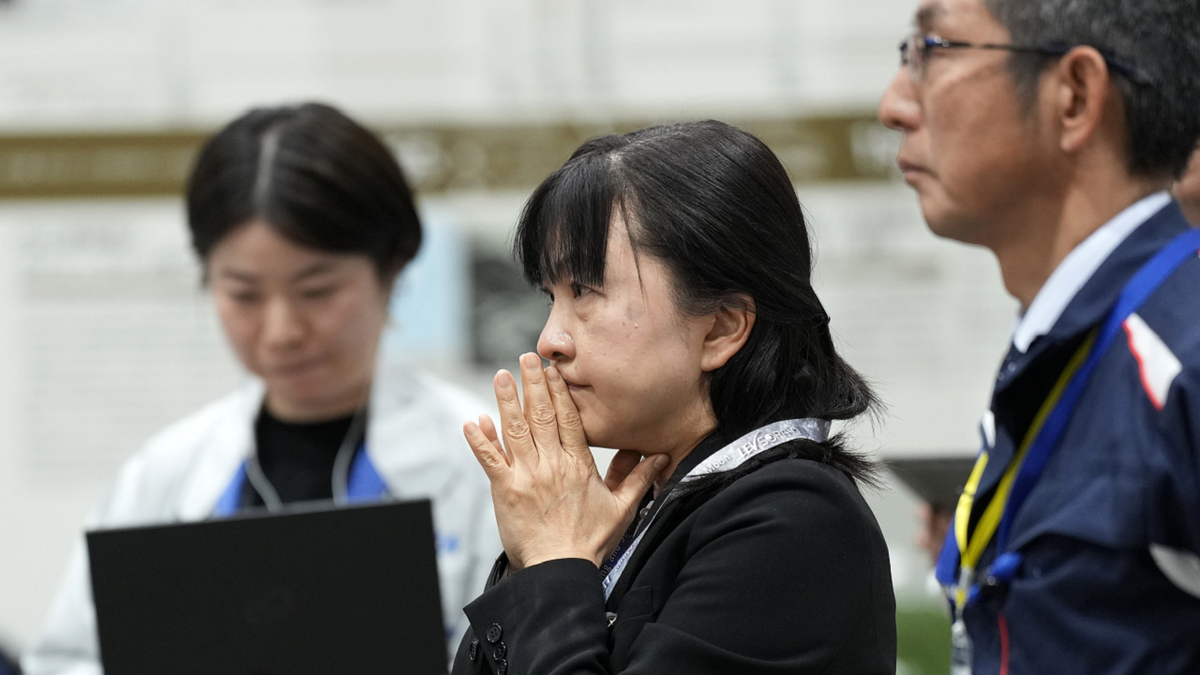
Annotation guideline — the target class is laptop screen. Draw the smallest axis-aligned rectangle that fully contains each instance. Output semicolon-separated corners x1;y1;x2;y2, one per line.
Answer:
88;499;447;675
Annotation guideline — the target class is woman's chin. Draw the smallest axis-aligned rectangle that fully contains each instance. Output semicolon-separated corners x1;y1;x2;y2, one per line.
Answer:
577;412;658;455
264;382;361;421
580;425;616;452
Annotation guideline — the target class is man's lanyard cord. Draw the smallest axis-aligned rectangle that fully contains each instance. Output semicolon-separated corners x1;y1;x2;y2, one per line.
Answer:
952;333;1093;607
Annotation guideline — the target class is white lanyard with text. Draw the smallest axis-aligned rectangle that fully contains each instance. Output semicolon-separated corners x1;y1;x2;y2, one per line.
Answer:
600;417;832;600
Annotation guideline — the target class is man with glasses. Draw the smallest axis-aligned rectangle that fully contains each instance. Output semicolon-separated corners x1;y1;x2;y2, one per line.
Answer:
880;0;1200;673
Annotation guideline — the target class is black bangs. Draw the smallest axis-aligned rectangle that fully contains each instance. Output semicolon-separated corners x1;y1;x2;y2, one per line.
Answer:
187;103;421;280
515;141;625;288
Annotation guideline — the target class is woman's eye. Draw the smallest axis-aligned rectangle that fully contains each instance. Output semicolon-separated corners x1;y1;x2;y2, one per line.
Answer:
301;286;336;300
230;291;259;304
571;283;590;299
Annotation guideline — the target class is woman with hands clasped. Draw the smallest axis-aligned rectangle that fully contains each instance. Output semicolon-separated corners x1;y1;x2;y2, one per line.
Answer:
451;121;896;675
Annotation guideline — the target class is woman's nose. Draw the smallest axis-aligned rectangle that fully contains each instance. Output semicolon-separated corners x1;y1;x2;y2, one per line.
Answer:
537;313;574;363
262;297;306;350
878;69;921;133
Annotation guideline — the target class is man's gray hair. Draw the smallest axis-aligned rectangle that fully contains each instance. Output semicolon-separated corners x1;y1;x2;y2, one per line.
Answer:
985;0;1200;178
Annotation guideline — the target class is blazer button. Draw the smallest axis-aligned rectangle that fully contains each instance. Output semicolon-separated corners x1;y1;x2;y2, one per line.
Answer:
496;658;509;675
486;623;503;644
468;638;479;661
493;643;507;660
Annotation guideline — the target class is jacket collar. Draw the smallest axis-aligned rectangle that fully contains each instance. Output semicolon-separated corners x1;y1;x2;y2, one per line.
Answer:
172;361;459;520
175;380;263;520
600;432;719;609
1012;192;1172;353
661;430;726;489
997;200;1191;392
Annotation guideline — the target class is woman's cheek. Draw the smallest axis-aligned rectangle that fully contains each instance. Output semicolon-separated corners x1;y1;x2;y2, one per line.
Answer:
225;329;261;375
328;298;376;355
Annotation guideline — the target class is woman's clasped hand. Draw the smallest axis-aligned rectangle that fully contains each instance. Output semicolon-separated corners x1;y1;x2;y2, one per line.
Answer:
464;353;668;572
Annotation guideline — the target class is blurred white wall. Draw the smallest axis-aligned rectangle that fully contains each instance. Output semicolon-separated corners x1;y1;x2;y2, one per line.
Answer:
0;0;1018;650
0;0;907;128
0;200;242;650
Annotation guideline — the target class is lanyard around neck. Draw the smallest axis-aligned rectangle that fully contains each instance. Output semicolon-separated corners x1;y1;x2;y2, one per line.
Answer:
949;332;1093;608
600;417;831;600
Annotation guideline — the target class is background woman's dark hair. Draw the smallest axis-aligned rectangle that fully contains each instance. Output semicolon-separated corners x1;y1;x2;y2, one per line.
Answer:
186;102;421;281
515;120;880;485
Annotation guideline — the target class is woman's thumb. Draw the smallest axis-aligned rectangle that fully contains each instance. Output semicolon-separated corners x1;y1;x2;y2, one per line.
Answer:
614;454;669;508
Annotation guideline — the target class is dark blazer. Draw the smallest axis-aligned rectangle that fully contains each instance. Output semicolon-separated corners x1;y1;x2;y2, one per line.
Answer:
451;436;896;675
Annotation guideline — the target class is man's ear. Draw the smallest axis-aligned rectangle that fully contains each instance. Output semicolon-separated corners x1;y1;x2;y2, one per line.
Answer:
699;299;756;373
1052;46;1119;155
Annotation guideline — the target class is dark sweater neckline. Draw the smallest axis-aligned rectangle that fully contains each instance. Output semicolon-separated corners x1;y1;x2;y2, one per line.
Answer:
250;406;365;505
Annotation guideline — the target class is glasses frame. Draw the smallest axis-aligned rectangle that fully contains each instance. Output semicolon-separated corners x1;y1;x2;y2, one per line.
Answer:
898;34;1155;87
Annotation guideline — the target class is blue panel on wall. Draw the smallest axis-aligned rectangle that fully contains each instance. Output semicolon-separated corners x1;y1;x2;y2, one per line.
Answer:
382;212;468;365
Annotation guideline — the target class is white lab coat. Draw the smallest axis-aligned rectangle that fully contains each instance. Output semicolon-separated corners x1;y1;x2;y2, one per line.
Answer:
22;363;501;675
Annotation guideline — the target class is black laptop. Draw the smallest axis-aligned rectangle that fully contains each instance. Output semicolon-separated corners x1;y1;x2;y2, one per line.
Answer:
87;500;447;675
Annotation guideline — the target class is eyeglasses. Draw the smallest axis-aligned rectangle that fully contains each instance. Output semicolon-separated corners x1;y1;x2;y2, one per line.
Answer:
898;34;1155;86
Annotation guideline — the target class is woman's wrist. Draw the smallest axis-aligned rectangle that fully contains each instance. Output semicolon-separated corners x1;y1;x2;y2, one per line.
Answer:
517;550;600;570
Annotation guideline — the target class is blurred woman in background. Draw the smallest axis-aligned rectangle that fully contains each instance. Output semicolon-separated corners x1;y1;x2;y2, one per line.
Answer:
452;121;895;675
23;103;499;674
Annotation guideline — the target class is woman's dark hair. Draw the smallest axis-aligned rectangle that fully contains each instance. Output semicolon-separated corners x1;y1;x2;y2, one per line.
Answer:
515;120;880;485
186;102;421;280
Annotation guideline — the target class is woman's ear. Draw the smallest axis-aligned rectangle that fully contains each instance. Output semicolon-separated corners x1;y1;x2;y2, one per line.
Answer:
699;299;755;372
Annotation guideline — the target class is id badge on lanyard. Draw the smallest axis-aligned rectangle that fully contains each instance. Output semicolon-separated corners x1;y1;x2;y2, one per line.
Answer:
951;617;973;675
950;566;975;674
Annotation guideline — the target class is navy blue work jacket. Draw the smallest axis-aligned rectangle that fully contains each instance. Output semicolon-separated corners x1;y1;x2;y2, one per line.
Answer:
964;202;1200;674
0;650;17;675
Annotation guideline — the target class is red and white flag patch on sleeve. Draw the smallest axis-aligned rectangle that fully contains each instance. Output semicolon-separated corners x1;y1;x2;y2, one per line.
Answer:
1123;313;1183;410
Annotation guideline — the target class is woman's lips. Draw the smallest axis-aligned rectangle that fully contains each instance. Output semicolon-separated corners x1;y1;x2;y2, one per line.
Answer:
271;359;322;378
560;376;590;392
